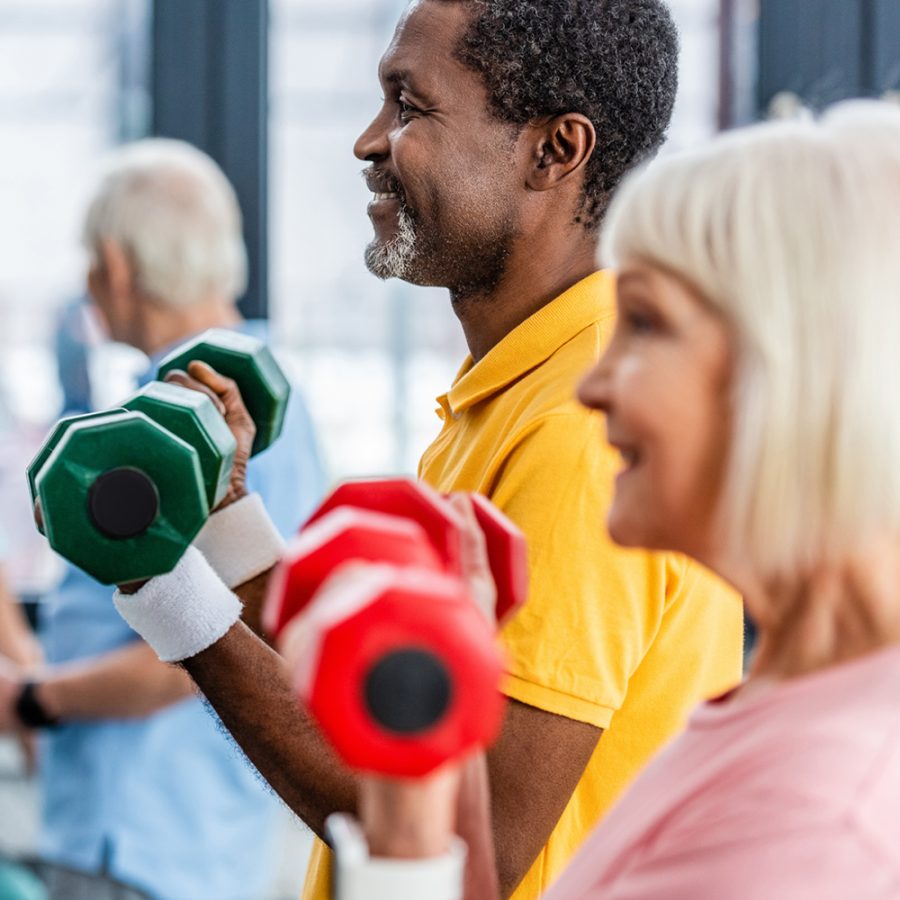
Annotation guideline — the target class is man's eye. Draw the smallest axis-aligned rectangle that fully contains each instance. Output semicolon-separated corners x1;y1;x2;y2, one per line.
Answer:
398;99;417;121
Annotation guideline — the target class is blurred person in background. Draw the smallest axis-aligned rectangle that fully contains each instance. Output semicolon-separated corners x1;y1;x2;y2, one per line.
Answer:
0;564;42;672
52;296;99;417
0;139;326;900
0;539;43;773
0;529;45;899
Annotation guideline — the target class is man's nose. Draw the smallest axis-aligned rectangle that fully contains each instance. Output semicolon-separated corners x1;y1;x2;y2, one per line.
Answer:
354;107;391;162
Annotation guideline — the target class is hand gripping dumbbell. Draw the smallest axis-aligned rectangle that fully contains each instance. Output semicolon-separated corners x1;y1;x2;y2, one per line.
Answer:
262;479;525;774
265;494;508;776
27;329;290;585
156;328;290;456
267;477;528;633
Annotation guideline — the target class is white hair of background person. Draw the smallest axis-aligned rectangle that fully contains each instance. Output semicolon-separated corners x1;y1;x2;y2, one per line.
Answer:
601;100;900;581
82;138;248;309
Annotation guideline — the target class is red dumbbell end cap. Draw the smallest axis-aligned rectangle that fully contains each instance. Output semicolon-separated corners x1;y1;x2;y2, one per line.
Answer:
298;566;506;778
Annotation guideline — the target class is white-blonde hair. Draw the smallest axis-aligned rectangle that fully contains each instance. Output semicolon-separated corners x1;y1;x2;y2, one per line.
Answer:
83;138;248;308
601;101;900;579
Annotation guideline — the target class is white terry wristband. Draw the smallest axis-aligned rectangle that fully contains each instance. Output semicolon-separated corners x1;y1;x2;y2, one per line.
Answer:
327;813;466;900
193;493;286;588
113;547;242;663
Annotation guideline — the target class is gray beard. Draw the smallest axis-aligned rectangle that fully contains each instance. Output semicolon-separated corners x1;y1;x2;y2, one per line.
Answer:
364;203;418;280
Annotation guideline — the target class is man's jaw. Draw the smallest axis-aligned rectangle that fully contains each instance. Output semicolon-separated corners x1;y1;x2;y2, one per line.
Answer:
364;201;418;280
361;167;416;279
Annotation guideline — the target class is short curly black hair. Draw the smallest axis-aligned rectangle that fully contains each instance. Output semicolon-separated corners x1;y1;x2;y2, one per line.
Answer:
449;0;679;231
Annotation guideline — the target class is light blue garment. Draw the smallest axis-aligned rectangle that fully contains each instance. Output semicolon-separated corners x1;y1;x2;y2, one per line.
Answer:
38;321;326;900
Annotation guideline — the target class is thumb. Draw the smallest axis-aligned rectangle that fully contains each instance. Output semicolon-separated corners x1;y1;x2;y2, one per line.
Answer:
185;361;239;401
185;361;255;432
445;493;496;624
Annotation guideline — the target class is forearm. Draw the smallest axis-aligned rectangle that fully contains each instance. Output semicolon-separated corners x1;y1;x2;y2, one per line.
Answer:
181;618;359;837
0;582;41;667
36;642;194;720
114;542;358;835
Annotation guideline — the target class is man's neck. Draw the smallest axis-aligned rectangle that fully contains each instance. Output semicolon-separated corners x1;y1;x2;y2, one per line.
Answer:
452;232;599;362
140;300;243;358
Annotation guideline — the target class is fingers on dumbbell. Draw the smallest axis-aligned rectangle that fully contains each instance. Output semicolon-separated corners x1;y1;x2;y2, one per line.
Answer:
445;493;497;623
187;361;238;405
445;493;490;565
186;362;257;445
156;328;289;456
28;329;290;583
162;368;228;417
464;493;529;625
33;498;44;533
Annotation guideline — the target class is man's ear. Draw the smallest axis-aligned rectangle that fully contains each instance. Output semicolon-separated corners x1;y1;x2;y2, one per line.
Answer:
97;238;135;304
524;113;596;193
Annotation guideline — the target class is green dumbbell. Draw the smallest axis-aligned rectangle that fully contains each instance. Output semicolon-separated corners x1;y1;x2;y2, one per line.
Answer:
157;328;290;456
27;409;128;534
122;382;236;509
28;382;236;530
33;411;209;585
29;330;289;582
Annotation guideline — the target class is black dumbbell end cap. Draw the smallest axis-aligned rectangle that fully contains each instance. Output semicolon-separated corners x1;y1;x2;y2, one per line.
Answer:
88;467;160;539
364;648;452;735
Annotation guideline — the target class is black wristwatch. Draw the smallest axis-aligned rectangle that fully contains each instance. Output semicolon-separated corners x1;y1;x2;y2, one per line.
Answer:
15;681;61;729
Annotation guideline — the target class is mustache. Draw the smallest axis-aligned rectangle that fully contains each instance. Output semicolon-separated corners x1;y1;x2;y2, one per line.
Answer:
361;167;404;197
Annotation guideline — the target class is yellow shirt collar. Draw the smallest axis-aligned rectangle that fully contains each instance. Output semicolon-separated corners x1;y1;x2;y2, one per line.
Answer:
439;270;615;417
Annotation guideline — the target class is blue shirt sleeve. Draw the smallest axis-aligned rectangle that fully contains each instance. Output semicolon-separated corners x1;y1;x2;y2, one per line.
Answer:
244;384;328;538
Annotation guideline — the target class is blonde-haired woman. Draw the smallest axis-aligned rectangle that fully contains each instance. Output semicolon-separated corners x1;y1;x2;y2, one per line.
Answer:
547;98;900;898
345;100;900;899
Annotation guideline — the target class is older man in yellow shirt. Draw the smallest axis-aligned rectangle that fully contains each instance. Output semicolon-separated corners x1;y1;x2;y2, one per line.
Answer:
103;2;742;899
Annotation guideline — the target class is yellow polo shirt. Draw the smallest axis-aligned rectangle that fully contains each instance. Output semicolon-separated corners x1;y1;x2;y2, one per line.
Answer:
301;271;743;899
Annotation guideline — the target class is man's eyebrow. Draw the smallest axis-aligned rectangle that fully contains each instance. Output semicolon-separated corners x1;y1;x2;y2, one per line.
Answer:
381;68;415;90
379;64;429;96
382;67;410;86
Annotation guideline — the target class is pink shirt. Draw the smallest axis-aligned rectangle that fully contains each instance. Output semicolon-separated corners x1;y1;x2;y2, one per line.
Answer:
546;646;900;899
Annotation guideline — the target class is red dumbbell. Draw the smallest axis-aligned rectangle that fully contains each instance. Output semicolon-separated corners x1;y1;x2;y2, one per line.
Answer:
262;506;445;639
301;478;528;626
285;564;505;777
303;478;465;572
